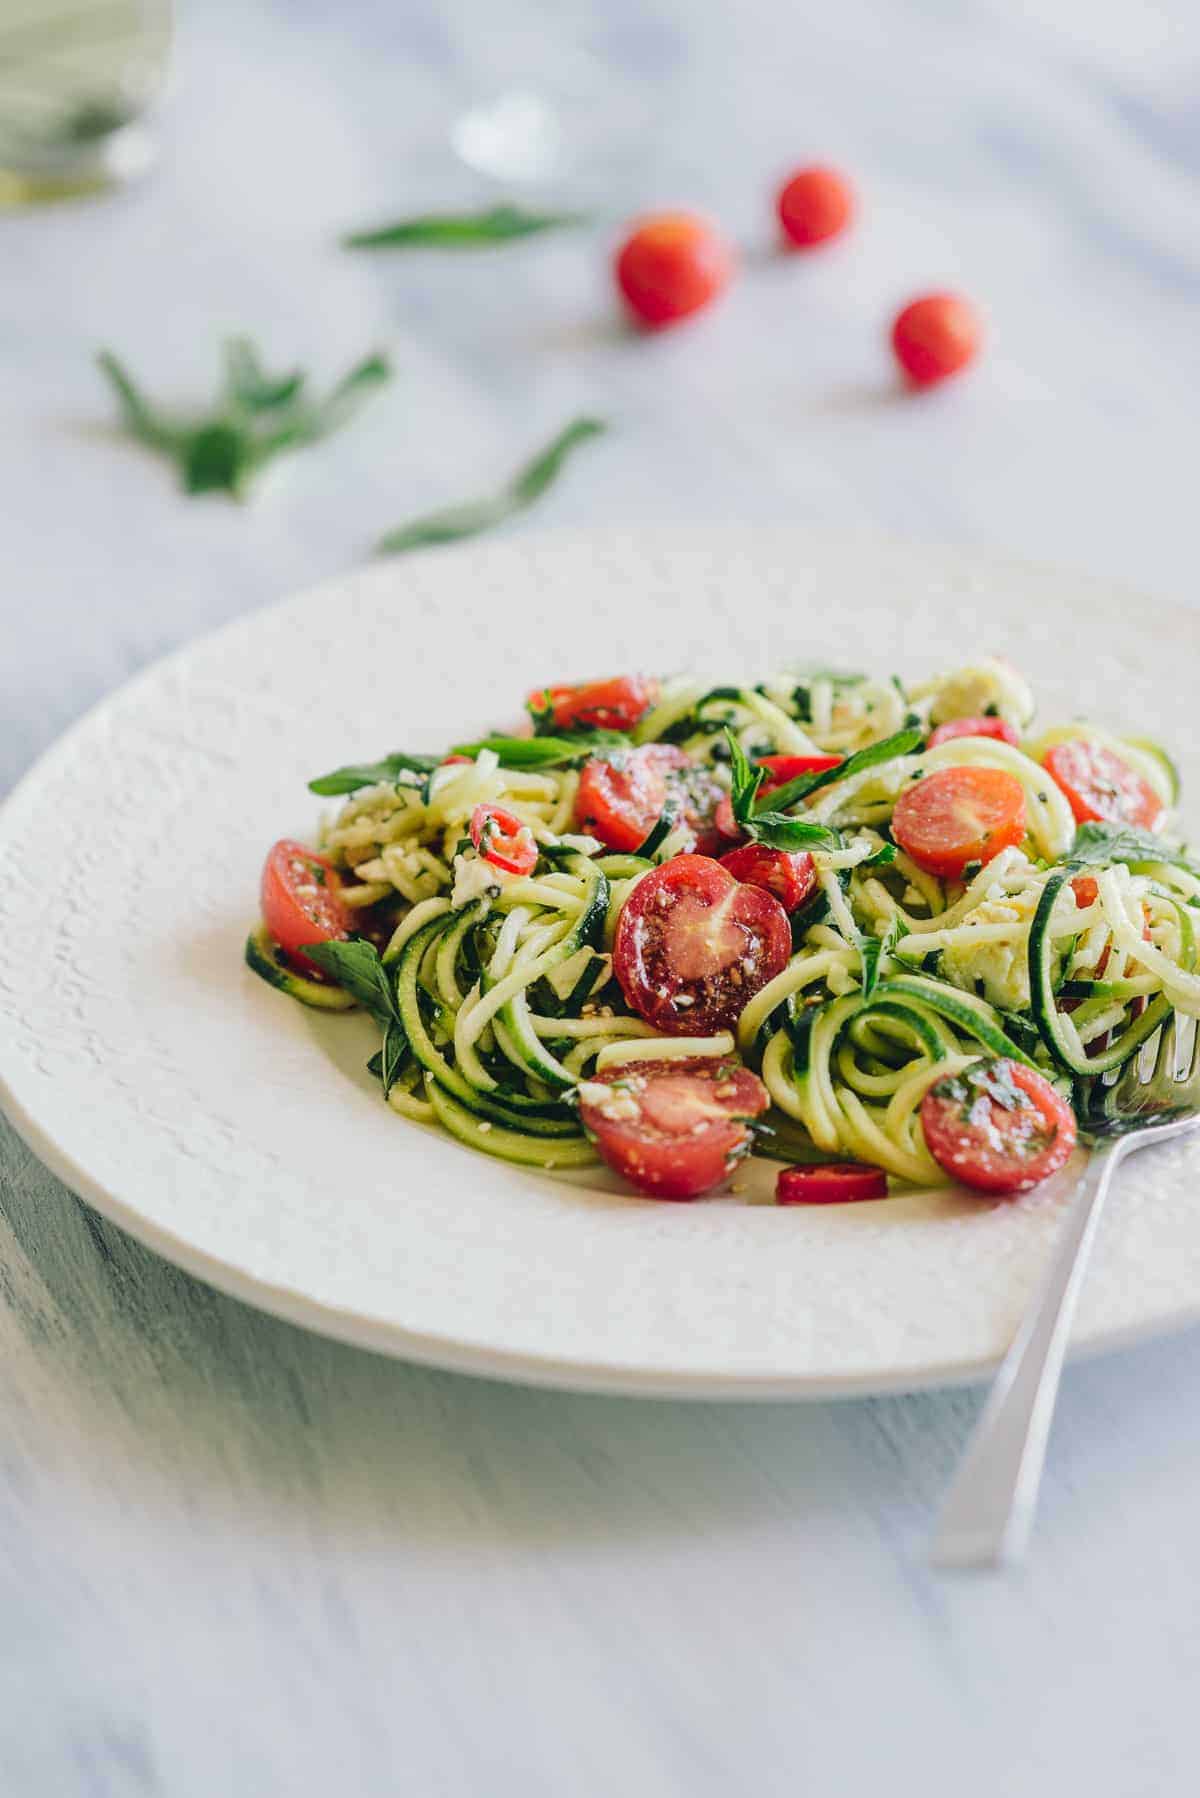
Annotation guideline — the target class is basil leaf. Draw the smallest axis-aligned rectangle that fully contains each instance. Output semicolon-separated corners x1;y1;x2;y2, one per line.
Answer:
308;752;438;796
96;341;391;499
343;205;588;250
1069;821;1194;872
725;730;766;827
378;1017;409;1098
859;918;900;1000
743;811;841;852
862;841;898;868
376;417;606;556
762;726;925;814
451;732;628;768
302;939;398;1027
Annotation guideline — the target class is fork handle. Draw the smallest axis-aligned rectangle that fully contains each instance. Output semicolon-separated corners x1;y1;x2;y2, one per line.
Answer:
929;1139;1124;1569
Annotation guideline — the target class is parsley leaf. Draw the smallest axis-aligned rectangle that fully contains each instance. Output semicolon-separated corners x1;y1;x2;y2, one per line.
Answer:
375;417;606;555
97;340;391;499
308;753;438;797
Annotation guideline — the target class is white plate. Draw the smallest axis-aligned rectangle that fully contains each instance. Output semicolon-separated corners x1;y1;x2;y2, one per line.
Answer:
3;528;1200;1399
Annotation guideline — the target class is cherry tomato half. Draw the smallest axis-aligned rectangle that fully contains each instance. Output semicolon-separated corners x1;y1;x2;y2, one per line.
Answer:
719;843;817;912
576;746;723;854
776;1162;888;1204
578;1058;769;1200
1042;739;1164;831
526;675;659;734
615;212;735;330
613;854;792;1034
470;804;538;876
891;292;982;387
920;1058;1077;1195
260;839;351;975
927;716;1020;750
891;766;1026;880
777;165;855;250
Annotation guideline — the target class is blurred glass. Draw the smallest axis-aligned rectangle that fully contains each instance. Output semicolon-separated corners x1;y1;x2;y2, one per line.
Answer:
0;0;171;204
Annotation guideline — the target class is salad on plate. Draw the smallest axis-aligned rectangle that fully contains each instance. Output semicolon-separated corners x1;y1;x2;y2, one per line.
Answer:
247;660;1198;1205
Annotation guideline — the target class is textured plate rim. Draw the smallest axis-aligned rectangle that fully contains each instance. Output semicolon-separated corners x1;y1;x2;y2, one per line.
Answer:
3;524;1199;1401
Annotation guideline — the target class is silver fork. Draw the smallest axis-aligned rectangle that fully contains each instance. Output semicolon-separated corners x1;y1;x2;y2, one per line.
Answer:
930;1013;1200;1570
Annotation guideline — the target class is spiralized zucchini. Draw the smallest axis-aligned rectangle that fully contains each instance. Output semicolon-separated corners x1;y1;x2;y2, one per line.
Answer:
251;662;1197;1187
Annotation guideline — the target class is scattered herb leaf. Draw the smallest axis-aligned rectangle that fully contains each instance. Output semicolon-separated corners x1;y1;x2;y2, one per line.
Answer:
342;204;589;251
97;340;392;499
375;416;606;555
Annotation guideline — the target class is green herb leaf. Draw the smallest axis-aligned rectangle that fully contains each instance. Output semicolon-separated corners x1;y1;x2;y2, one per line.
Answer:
222;337;306;412
376;417;606;556
726;731;767;828
450;730;628;768
723;728;839;851
343;204;589;251
308;752;438;796
746;811;841;852
1069;821;1194;872
95;351;179;451
859;918;900;1001
762;727;926;814
96;340;392;499
378;1017;409;1098
302;939;398;1027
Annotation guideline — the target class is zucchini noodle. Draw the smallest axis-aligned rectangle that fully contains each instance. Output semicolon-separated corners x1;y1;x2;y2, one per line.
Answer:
250;659;1197;1193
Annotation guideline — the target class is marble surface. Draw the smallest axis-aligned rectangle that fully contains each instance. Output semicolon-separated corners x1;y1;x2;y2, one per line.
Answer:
2;1;1199;1791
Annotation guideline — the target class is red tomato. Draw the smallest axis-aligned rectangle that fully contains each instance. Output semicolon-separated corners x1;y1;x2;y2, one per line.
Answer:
440;753;473;766
891;292;982;387
714;752;843;841
927;716;1020;750
615;212;734;329
1042;739;1164;831
891;766;1027;880
921;1059;1077;1195
719;843;817;912
613;854;792;1034
756;753;844;787
776;1162;888;1204
526;675;659;733
260;839;351;975
776;165;855;249
1070;875;1099;910
470;804;538;877
578;1058;768;1199
576;746;723;854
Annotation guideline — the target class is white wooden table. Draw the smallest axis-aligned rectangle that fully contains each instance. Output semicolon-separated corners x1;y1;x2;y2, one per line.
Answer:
4;2;1200;1790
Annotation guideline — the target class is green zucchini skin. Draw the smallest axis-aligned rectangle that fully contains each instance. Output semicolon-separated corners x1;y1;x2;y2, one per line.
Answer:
1027;868;1170;1075
425;1077;597;1168
244;924;358;1011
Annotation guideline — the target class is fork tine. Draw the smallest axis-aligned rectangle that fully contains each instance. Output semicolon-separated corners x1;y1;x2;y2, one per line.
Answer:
1175;1013;1198;1081
1137;1025;1166;1085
